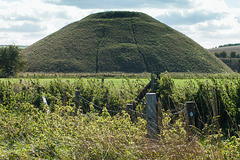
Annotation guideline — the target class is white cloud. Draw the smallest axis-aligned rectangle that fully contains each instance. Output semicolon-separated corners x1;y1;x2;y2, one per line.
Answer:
0;0;99;45
148;0;240;48
0;0;239;48
51;0;192;9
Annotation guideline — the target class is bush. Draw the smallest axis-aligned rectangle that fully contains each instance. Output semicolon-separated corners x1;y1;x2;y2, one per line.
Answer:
0;45;25;77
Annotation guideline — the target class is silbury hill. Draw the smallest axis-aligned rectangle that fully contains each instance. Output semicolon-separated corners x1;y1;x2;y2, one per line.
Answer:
22;11;232;73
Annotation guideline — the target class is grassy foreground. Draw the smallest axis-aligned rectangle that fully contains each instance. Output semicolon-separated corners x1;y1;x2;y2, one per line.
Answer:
1;73;240;159
1;104;240;159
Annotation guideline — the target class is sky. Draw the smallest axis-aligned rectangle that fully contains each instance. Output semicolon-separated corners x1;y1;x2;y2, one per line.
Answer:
0;0;240;48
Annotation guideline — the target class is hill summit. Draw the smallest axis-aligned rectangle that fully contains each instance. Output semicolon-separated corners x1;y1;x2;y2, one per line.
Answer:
22;11;232;73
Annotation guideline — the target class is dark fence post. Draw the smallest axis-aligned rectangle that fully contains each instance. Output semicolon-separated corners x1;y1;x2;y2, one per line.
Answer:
151;73;155;92
146;93;158;138
126;103;136;122
151;72;161;93
186;101;196;136
186;101;195;126
75;90;80;115
101;78;104;88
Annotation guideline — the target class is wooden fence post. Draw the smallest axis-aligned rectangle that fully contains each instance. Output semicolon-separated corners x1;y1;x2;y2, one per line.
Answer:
186;101;195;126
151;73;155;92
101;78;104;88
126;103;136;122
186;101;196;136
146;93;158;138
75;90;80;115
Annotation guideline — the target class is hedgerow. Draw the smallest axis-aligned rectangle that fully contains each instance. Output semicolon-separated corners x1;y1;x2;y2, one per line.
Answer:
0;74;240;159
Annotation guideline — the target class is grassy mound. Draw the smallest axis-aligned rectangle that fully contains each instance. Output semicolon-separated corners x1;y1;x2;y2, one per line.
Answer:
22;11;232;73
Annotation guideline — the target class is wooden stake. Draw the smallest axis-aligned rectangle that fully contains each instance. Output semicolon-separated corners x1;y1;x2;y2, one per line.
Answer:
146;93;158;138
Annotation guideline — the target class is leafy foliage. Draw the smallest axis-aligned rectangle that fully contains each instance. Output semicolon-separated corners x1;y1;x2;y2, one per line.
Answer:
0;75;240;159
0;45;25;77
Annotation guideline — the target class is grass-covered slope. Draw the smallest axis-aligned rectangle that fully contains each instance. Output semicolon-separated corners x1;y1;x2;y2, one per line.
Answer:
22;11;232;73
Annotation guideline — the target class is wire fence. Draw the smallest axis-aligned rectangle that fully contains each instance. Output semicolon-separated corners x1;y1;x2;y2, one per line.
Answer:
39;87;195;138
44;90;196;138
75;91;189;119
76;94;122;113
127;107;147;117
38;89;197;140
166;107;187;117
41;89;190;122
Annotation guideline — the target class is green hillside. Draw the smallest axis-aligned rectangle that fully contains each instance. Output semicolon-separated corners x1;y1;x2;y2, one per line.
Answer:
22;11;232;73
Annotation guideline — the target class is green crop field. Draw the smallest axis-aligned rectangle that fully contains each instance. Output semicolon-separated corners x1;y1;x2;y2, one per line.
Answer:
0;77;207;88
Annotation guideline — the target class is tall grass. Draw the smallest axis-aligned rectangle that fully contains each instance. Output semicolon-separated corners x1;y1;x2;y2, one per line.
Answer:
1;104;239;159
0;74;240;159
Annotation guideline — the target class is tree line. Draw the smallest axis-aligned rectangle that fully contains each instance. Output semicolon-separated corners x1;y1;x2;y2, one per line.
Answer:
215;51;240;58
0;45;25;78
218;43;240;48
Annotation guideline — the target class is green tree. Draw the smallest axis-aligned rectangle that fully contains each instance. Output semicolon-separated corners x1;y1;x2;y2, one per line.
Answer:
230;51;237;58
214;52;220;57
0;45;25;77
219;51;227;58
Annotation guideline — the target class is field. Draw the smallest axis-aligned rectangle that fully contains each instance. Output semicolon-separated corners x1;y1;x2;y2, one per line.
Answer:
207;45;240;72
0;77;210;90
208;45;240;54
0;77;188;86
1;73;240;159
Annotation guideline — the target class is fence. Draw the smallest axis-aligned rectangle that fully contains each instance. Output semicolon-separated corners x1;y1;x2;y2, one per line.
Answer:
36;75;197;139
74;90;122;115
74;90;197;139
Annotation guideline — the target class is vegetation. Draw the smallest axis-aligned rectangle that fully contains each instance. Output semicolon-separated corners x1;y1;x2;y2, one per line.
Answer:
219;58;240;72
215;51;240;58
208;45;240;56
0;45;28;49
0;73;240;159
213;51;240;72
0;45;25;78
230;51;237;58
215;51;227;58
22;11;232;73
219;43;240;48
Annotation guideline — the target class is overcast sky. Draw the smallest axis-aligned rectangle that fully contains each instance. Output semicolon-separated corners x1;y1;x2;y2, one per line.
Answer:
0;0;239;48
